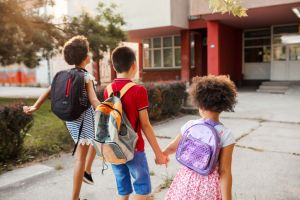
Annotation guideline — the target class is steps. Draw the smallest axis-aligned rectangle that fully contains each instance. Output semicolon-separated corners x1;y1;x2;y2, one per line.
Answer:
257;81;291;94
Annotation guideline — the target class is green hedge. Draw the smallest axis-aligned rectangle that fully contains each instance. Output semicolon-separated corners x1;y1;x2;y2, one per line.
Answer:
96;81;186;121
144;83;163;120
157;82;187;116
0;103;33;162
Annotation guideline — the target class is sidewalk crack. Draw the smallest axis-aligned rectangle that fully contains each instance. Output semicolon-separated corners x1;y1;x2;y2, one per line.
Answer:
236;144;300;156
236;123;262;142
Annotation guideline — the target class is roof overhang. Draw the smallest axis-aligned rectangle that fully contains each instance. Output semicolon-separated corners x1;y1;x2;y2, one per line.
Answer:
197;2;300;29
127;26;183;43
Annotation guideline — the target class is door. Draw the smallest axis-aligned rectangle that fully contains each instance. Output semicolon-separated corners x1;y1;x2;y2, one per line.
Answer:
271;45;288;80
271;44;300;80
271;24;300;81
288;44;300;80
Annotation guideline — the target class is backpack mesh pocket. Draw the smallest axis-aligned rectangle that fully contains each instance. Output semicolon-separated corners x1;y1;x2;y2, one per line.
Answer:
102;142;127;164
177;136;212;170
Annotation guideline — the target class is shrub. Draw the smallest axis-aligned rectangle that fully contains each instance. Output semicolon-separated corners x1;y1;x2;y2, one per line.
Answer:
144;83;163;120
157;81;187;116
95;81;186;121
0;103;33;162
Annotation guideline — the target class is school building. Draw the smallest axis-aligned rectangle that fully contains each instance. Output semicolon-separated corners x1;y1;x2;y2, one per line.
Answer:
122;0;300;85
1;0;300;86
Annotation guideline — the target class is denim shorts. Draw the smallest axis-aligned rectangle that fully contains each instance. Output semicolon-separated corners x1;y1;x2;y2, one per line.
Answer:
111;151;151;196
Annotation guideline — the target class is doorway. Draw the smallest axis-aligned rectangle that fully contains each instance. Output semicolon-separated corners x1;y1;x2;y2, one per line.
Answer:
191;29;207;78
271;24;300;81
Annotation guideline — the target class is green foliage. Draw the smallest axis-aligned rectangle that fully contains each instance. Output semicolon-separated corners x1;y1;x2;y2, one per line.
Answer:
21;99;72;156
0;1;125;69
0;103;33;161
209;0;248;17
0;98;72;173
63;2;126;61
95;81;186;121
144;83;163;120
0;0;64;68
158;82;187;116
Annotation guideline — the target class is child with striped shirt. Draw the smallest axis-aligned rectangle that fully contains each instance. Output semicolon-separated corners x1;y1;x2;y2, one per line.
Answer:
23;36;99;200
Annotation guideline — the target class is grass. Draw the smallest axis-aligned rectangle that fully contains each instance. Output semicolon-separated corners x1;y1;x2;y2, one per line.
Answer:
55;164;64;171
160;175;174;189
149;170;155;176
146;195;154;200
0;98;73;174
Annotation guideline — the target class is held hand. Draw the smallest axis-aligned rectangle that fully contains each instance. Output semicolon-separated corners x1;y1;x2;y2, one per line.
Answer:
155;152;169;166
23;106;38;114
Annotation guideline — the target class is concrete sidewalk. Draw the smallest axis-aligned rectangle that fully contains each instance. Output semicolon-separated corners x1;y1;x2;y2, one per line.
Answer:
0;90;300;199
0;86;47;98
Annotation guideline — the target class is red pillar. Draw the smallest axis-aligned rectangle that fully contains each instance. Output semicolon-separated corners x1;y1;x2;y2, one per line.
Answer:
207;21;220;75
181;30;191;82
138;43;143;81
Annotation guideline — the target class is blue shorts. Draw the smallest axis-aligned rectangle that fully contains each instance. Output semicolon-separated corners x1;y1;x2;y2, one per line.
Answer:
111;151;151;196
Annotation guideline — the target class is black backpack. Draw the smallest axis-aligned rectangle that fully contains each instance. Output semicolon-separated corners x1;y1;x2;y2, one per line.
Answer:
51;67;90;121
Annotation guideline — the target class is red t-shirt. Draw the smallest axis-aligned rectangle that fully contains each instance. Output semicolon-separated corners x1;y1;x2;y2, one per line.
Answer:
103;78;149;152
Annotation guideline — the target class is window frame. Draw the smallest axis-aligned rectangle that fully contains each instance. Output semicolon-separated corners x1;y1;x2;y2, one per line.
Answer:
243;28;271;63
143;35;181;69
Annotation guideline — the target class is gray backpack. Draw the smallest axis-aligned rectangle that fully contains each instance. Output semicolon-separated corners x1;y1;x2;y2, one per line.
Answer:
92;82;138;172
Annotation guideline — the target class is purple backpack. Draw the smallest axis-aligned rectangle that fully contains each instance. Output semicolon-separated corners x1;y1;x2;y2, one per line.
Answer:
176;119;221;176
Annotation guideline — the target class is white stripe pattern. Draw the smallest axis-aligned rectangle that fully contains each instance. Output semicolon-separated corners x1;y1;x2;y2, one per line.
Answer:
65;72;95;145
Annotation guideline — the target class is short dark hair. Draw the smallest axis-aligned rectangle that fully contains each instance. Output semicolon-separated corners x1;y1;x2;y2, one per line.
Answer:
189;75;237;113
63;35;89;66
111;46;136;73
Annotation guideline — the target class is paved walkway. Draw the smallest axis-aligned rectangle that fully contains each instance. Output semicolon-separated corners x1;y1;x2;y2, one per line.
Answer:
0;86;47;98
0;89;300;200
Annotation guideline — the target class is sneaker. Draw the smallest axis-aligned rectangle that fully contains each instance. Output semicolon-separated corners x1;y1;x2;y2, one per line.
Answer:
83;171;94;185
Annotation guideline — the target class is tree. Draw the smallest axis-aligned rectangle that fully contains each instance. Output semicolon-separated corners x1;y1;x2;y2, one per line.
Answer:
209;0;247;17
0;0;65;68
63;3;126;84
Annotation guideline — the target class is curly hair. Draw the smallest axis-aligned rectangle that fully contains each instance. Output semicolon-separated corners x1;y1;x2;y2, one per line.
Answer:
63;35;89;66
189;75;237;113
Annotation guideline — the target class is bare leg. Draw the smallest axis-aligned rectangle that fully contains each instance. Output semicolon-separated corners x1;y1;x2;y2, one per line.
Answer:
118;195;130;200
133;195;147;200
85;145;96;174
72;144;89;200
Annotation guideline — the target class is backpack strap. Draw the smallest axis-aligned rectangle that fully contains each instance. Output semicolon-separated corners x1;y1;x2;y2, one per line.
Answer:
120;82;136;98
106;83;114;97
106;82;136;98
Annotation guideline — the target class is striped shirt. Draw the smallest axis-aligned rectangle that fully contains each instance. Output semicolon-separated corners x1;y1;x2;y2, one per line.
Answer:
66;72;95;145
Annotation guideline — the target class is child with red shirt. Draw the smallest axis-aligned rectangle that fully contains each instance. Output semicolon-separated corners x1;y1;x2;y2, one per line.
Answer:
103;46;168;200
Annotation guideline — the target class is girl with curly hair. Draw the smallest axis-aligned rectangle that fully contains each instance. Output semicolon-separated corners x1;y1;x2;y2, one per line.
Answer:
163;75;237;200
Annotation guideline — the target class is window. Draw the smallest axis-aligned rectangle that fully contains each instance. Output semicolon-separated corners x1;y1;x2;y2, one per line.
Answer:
143;35;181;68
163;37;173;67
273;25;299;35
245;47;271;62
175;48;181;66
143;40;151;67
289;45;300;61
272;24;300;61
273;46;286;61
244;28;271;63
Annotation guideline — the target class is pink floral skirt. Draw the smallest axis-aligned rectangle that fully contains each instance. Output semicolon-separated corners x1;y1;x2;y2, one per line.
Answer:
165;166;222;200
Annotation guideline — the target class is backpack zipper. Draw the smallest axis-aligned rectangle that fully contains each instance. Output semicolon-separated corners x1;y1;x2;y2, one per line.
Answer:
66;78;71;97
